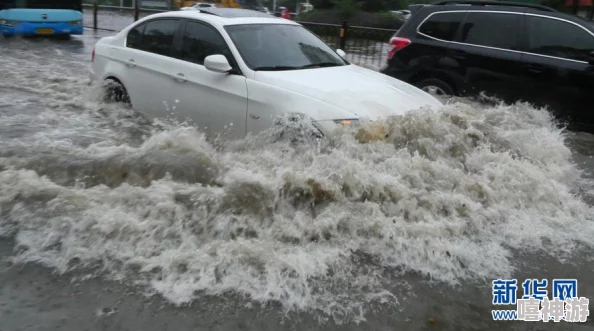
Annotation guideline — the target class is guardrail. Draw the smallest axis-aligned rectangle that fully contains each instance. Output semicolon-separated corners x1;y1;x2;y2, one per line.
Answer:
82;4;395;68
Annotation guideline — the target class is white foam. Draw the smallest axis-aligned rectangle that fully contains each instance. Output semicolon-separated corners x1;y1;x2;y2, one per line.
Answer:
1;99;594;322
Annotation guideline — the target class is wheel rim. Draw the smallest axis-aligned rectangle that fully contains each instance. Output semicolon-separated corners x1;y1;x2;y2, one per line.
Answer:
421;85;447;96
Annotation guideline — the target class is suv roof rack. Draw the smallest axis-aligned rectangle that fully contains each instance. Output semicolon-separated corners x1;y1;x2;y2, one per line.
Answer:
195;7;275;18
431;0;558;12
196;8;220;16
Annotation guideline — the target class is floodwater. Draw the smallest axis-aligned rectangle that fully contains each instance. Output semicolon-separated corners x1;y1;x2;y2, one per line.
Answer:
1;31;594;331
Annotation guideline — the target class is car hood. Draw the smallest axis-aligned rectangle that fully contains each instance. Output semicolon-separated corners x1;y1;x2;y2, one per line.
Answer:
253;64;442;121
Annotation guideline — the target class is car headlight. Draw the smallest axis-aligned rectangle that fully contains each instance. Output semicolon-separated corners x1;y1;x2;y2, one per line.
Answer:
0;19;18;26
68;20;82;25
333;119;360;127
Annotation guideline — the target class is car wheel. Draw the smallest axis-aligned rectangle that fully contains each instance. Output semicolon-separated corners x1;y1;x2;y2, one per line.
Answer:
415;78;454;97
102;78;131;104
272;114;325;148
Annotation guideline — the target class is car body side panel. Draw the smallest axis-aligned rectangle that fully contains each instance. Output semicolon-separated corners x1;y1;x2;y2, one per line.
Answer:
516;14;594;131
244;79;356;136
382;10;468;94
383;34;466;94
168;57;249;140
90;37;133;90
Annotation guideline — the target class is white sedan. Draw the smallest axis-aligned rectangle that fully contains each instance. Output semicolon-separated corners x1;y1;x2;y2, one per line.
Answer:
89;7;442;140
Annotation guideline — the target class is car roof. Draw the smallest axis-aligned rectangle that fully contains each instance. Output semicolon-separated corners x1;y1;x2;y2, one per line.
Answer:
412;0;592;30
429;0;557;12
141;7;300;27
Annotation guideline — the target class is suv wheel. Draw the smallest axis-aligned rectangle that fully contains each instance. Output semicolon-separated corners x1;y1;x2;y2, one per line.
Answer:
415;78;454;97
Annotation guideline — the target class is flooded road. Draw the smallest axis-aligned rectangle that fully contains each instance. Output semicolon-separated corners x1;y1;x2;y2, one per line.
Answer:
1;32;594;331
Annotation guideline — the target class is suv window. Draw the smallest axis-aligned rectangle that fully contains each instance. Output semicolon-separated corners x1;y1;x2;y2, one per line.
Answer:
418;12;466;41
179;20;231;65
526;15;594;62
139;19;180;57
459;12;521;50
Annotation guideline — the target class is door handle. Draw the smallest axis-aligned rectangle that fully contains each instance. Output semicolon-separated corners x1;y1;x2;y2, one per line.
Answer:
249;113;260;119
449;50;466;59
126;59;136;67
173;73;188;83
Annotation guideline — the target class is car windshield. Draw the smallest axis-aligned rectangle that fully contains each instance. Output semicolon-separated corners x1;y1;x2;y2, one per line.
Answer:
224;24;348;71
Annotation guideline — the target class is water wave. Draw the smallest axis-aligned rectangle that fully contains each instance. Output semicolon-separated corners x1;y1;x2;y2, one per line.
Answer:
1;84;593;322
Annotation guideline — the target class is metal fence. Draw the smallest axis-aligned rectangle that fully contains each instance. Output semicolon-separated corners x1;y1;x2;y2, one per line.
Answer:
82;4;395;69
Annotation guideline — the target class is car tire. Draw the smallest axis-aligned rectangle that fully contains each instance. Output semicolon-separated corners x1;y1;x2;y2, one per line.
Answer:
272;114;325;147
102;78;131;104
415;78;455;97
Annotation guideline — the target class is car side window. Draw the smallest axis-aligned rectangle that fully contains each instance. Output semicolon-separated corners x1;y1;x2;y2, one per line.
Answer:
418;12;466;41
459;12;521;50
526;15;594;62
126;23;145;50
179;20;231;65
142;19;180;57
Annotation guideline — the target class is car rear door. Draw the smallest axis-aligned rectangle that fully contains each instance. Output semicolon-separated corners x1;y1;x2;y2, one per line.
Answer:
518;14;594;131
405;10;468;91
121;18;184;119
169;19;248;140
448;10;525;103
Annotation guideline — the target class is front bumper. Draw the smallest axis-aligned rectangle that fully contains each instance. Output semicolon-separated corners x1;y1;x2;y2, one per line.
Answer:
0;22;83;36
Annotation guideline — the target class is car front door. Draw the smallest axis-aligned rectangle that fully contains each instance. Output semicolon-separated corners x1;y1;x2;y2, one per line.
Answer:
169;19;248;141
449;11;525;104
121;18;184;119
519;14;594;132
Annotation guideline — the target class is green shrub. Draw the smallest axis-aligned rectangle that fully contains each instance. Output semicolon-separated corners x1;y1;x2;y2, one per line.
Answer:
296;9;404;29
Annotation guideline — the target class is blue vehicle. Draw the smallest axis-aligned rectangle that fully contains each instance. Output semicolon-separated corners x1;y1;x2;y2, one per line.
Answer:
0;0;83;37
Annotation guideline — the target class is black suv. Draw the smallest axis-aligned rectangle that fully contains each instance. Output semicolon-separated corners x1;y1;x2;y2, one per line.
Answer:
380;0;594;132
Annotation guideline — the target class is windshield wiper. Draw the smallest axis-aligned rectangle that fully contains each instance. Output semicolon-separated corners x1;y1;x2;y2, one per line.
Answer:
253;65;300;71
299;62;342;69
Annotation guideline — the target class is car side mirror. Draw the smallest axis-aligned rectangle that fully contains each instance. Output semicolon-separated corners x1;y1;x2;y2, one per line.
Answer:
204;54;232;73
336;49;346;58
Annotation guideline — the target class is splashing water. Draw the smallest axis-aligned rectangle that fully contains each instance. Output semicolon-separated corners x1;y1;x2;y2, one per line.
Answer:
1;37;594;324
2;88;594;323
